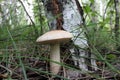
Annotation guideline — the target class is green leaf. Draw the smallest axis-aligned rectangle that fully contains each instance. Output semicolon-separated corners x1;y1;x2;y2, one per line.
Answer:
84;5;91;13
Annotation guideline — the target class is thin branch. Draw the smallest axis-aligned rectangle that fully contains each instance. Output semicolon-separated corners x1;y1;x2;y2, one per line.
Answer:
103;0;112;20
0;64;12;78
18;0;39;37
18;0;35;25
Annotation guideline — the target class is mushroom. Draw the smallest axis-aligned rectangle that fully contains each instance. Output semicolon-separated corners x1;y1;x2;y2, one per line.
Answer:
36;30;72;75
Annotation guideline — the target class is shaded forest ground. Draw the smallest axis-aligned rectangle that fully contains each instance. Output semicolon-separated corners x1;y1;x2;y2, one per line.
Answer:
0;37;120;80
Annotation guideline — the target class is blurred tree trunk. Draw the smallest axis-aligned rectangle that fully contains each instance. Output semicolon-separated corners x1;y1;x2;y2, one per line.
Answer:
42;0;89;79
114;0;120;47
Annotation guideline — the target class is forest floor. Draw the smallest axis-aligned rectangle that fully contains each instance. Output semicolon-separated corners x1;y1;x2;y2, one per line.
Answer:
0;42;120;80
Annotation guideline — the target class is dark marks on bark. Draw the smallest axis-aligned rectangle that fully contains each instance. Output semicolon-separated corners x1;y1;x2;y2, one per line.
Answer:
45;0;64;30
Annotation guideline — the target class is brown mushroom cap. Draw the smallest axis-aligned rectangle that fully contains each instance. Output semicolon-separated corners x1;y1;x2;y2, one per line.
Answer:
36;30;73;44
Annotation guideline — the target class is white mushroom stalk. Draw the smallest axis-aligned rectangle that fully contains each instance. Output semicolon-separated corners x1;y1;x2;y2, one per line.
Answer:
50;43;60;75
36;30;72;75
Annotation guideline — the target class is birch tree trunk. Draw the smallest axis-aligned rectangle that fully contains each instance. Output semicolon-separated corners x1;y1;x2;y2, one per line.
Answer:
42;0;88;67
42;0;89;78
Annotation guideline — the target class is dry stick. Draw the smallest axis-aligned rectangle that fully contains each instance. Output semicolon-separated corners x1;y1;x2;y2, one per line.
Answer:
18;0;35;25
0;64;12;78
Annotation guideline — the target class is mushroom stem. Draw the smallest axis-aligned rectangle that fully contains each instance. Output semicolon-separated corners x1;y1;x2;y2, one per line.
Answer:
50;43;60;74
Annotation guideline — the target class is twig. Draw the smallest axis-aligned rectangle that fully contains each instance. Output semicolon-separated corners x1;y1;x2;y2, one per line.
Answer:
0;64;12;78
18;0;35;25
18;0;38;37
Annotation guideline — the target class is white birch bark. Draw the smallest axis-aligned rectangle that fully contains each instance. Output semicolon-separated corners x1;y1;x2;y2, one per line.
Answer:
42;0;88;71
62;0;88;71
